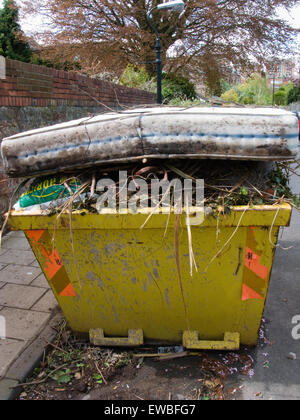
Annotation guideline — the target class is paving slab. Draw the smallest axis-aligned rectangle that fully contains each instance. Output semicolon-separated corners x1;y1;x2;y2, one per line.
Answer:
0;265;41;286
0;249;8;257
6;312;62;383
0;263;7;271
30;273;50;289
7;231;26;238
28;259;41;268
0;284;46;309
0;378;20;401
0;231;62;399
1;236;31;251
0;249;36;266
0;339;27;379
0;307;50;341
2;231;25;241
31;290;58;313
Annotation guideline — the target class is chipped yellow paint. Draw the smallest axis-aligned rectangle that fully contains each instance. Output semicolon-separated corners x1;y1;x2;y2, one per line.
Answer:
8;204;292;348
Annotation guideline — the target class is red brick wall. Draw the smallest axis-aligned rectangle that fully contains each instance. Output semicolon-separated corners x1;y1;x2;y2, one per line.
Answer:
0;58;156;225
0;58;156;108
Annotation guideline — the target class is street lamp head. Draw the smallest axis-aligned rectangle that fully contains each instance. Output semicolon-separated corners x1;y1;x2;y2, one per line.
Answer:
147;1;185;104
156;1;185;12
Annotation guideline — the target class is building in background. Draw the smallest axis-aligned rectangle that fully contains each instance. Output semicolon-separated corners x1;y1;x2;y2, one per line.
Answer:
266;59;299;89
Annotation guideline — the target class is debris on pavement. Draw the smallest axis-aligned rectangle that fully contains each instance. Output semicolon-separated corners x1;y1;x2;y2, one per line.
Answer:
158;346;184;354
287;352;297;360
15;319;260;401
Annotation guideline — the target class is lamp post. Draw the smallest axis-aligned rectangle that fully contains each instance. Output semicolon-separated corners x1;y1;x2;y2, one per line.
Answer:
147;1;185;104
270;72;276;106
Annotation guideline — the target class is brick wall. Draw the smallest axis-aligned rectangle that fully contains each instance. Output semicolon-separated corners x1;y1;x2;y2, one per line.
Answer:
0;57;155;108
0;57;156;223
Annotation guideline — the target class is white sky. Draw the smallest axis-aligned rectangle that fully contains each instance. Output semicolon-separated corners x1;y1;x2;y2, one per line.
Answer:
277;5;300;29
1;1;300;40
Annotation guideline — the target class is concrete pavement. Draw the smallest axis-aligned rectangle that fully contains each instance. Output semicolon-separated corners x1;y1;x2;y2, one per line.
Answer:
0;231;60;400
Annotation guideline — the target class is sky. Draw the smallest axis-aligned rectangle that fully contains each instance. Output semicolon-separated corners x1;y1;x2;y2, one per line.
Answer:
277;5;300;29
1;1;300;40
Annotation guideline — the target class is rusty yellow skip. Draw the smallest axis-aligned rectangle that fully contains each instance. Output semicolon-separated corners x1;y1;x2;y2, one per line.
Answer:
8;204;292;350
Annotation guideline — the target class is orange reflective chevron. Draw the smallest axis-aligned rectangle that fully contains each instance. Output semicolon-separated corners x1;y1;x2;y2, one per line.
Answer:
242;284;264;301
245;247;268;280
43;248;63;279
26;230;76;297
26;230;45;242
242;227;269;301
60;283;77;297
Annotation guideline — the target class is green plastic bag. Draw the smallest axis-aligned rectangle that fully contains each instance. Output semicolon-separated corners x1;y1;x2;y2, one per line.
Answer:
17;175;80;209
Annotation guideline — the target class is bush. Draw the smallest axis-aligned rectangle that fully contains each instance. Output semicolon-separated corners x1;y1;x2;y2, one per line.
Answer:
167;98;206;106
162;72;196;103
273;82;293;106
220;89;239;103
274;88;287;106
221;73;272;105
240;74;272;105
119;64;156;92
0;0;32;62
119;66;196;103
30;54;81;71
220;79;232;95
287;80;300;104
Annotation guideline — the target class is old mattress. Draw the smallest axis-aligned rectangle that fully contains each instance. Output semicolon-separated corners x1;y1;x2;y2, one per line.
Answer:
1;107;298;178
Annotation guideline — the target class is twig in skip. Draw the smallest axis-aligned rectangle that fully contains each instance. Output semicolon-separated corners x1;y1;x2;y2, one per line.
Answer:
204;206;248;274
71;83;116;113
90;174;96;199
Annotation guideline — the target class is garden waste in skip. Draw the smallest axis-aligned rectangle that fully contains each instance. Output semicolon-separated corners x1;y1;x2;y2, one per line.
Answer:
2;106;299;350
